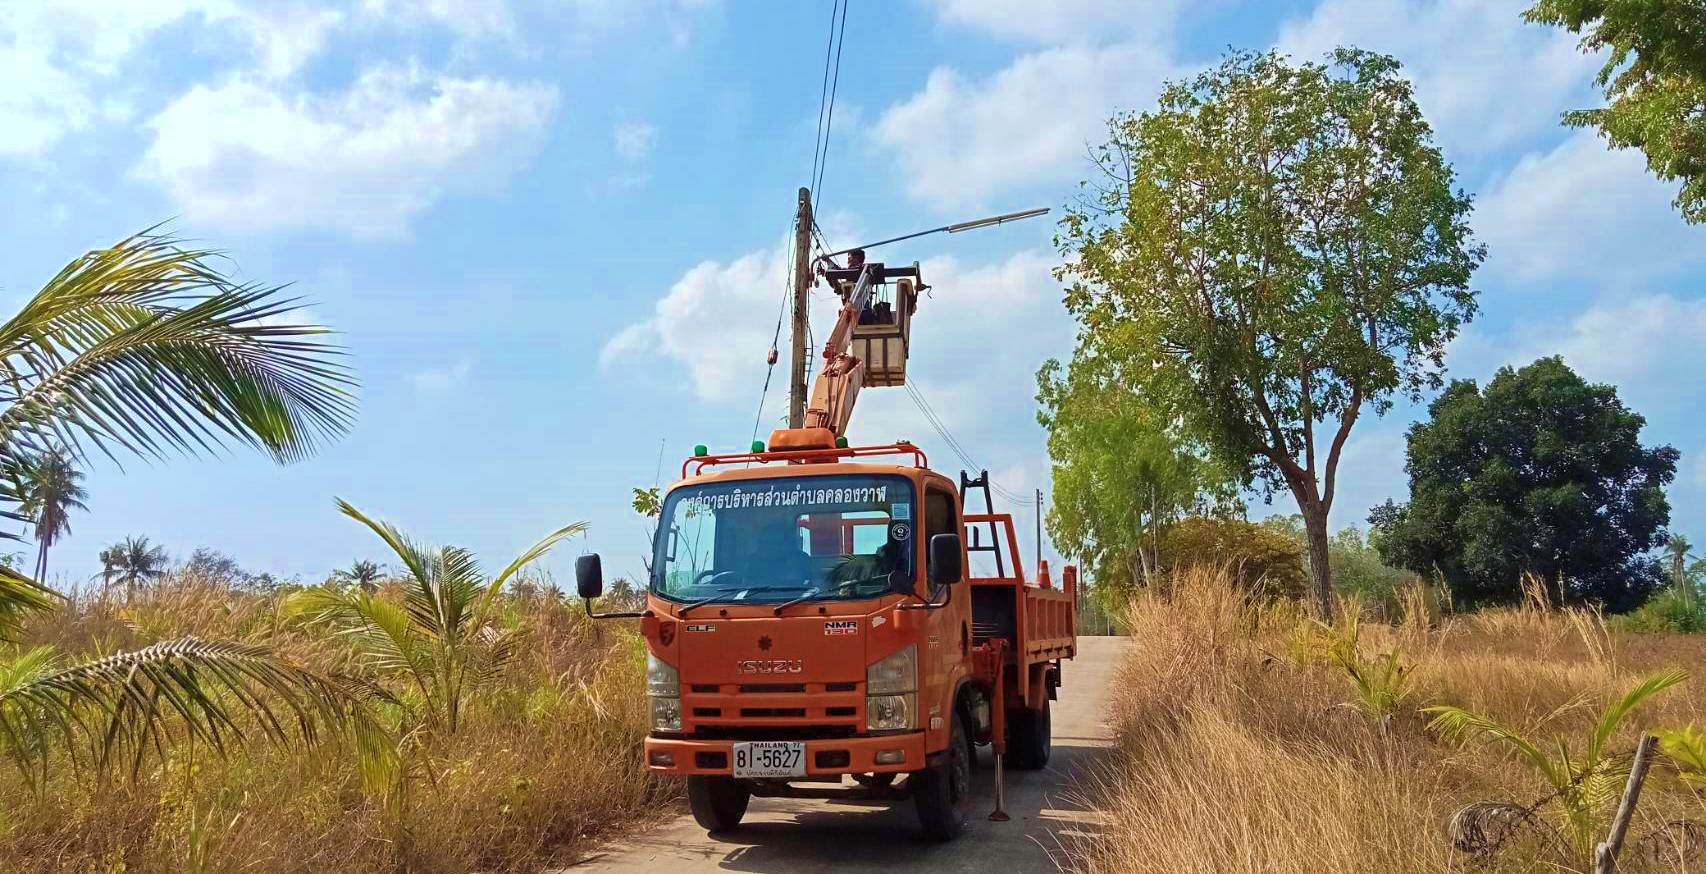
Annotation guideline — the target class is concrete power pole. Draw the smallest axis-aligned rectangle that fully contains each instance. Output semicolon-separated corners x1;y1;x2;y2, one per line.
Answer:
788;187;814;429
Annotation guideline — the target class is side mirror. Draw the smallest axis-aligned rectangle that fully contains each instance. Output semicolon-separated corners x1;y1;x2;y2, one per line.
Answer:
927;533;962;587
575;554;604;600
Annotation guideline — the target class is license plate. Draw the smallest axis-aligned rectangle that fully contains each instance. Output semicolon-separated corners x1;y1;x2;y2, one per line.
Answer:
731;741;806;778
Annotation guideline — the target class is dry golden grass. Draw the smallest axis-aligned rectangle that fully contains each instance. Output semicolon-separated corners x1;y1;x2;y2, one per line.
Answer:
0;573;672;873
1075;565;1706;874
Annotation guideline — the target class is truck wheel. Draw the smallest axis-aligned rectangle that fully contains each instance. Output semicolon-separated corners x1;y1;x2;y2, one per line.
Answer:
959;700;980;772
1007;698;1052;771
912;716;970;841
686;775;749;832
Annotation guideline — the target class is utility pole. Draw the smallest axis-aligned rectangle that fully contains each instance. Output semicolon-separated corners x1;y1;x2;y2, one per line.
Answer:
788;187;814;429
1035;488;1043;578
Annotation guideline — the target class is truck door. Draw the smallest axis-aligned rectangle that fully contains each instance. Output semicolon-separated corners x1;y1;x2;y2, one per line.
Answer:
922;482;967;731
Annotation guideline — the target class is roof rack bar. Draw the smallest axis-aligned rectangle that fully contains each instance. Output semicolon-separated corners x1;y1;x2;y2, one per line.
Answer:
683;442;928;477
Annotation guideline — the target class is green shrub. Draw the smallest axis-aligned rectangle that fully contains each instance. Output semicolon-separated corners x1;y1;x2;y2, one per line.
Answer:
1164;517;1307;601
1614;588;1706;633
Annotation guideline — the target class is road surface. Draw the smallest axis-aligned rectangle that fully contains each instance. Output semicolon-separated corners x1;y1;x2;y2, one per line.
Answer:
567;635;1129;874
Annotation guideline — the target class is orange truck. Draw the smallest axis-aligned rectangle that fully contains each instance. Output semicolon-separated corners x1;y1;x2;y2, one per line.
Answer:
575;254;1076;840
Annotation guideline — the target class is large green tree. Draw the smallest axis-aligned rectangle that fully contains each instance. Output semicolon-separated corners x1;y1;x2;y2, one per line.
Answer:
1371;357;1678;611
1525;0;1706;222
1057;48;1484;618
1036;356;1239;604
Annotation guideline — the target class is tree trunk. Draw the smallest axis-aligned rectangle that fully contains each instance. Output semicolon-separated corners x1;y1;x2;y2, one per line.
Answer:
1301;504;1335;621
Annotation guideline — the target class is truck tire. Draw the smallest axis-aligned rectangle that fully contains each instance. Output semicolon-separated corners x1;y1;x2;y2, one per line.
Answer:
1007;698;1051;771
912;716;970;841
686;775;749;832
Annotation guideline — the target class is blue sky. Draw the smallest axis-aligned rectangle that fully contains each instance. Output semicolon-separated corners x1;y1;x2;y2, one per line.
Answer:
2;0;1703;587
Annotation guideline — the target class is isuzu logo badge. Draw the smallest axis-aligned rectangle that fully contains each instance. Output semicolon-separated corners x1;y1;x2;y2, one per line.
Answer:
737;658;805;674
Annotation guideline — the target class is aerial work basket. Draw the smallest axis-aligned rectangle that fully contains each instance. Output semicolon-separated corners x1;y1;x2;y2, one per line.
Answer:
832;263;919;388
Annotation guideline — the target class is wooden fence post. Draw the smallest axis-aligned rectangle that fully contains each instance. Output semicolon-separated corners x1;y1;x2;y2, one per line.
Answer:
1595;734;1658;874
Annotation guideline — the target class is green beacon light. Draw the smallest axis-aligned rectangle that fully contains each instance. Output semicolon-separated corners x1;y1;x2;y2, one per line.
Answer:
750;440;766;453
834;436;849;448
693;444;708;457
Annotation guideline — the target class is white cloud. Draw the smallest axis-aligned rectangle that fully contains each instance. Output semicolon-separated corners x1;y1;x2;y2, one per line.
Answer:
0;1;356;157
237;4;346;78
0;2;189;156
1276;0;1596;155
599;245;802;402
1476;130;1704;285
359;0;515;41
873;42;1175;209
613;122;657;161
923;0;1181;45
1448;293;1706;424
136;65;558;238
412;355;473;393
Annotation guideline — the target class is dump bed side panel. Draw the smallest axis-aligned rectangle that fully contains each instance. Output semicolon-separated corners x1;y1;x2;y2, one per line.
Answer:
963;512;1077;708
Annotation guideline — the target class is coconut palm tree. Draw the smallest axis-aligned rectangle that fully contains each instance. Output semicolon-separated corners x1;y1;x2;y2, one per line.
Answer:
0;228;361;781
335;559;384;593
18;448;88;584
98;536;169;597
0;227;354;625
1666;534;1697;607
289;500;586;738
1427;668;1689;866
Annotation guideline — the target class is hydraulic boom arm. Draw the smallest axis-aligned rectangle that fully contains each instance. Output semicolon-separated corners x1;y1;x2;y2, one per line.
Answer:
800;266;877;438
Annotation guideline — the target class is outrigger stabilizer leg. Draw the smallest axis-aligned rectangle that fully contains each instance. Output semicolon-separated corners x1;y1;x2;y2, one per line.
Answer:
988;640;1010;822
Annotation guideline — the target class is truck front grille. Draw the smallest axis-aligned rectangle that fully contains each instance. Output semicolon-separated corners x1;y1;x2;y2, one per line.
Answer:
738;683;807;693
691;725;858;741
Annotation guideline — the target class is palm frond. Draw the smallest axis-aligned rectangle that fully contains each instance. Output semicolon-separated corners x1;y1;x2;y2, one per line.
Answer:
1658;724;1706;785
287;588;432;688
0;230;355;470
0;564;59;641
473;521;588;620
1590;668;1688;761
1427;705;1566;789
0;646;57;696
0;636;358;781
336;500;437;599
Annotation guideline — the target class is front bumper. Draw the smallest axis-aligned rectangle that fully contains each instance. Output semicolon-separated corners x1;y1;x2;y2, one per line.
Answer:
645;731;928;776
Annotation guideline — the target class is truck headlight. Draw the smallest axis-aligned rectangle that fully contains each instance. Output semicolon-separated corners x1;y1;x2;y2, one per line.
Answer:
647;652;679;697
867;693;914;732
651;696;682;731
867;645;917;731
648;653;681;731
866;644;917;695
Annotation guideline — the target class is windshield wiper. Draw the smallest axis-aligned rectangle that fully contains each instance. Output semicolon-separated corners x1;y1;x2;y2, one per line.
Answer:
676;595;721;618
772;591;832;615
677;585;806;617
773;578;887;615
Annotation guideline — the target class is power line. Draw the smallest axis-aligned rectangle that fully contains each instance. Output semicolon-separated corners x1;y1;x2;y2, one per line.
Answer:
806;0;838;199
750;214;799;445
813;0;848;214
902;382;1038;506
807;0;848;217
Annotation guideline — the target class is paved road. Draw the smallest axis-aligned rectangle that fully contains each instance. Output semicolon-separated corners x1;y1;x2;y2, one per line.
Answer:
569;635;1129;874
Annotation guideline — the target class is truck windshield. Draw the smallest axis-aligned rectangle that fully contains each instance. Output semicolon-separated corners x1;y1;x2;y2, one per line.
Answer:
652;474;915;605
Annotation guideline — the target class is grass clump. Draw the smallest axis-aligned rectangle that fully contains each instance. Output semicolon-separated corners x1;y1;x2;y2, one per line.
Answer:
1074;564;1706;874
0;562;668;873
